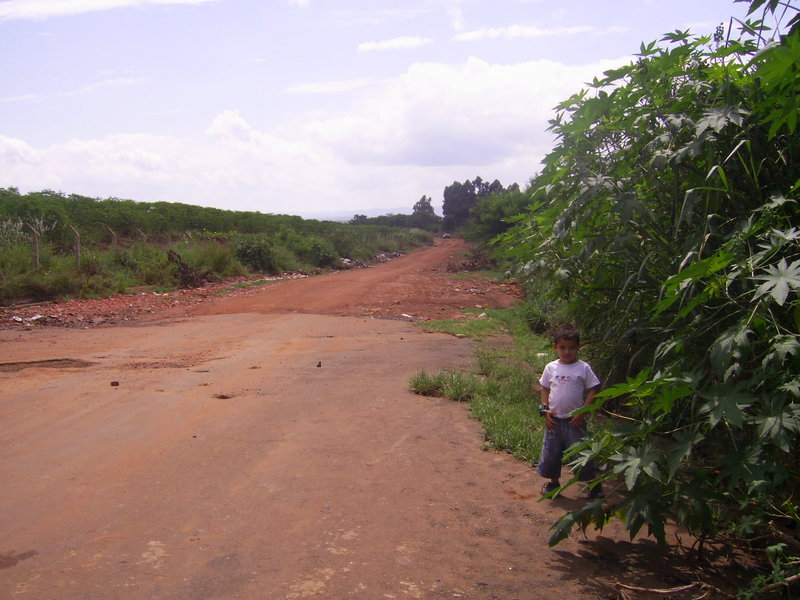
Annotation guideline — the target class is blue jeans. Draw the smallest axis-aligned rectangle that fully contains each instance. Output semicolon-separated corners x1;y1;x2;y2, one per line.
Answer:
537;417;596;481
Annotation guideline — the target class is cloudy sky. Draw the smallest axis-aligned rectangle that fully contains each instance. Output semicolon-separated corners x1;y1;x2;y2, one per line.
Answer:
1;0;755;218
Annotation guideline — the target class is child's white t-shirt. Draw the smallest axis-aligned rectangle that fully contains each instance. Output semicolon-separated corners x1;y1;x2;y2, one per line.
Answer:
539;359;601;418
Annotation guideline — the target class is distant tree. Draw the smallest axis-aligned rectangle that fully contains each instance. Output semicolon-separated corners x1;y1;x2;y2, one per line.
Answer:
442;177;515;232
350;214;368;224
441;180;476;231
412;195;434;216
410;195;441;230
464;187;530;245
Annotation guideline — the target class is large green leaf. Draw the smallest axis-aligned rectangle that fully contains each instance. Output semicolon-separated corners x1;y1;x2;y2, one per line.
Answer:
752;400;800;452
611;444;664;488
710;324;753;378
699;383;756;428
754;258;800;305
666;428;705;479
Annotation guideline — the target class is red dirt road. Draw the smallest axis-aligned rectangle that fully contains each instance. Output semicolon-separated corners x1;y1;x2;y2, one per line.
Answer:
1;240;686;600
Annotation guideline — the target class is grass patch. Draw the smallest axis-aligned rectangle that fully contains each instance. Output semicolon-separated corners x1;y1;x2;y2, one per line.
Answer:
409;369;482;402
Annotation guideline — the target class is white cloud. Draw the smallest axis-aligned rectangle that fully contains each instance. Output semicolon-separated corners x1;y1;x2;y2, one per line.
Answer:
455;24;597;42
1;93;42;103
0;135;41;164
284;78;373;95
358;36;433;52
0;0;220;21
325;8;433;28
447;5;464;31
284;0;309;7
57;77;146;97
304;56;631;168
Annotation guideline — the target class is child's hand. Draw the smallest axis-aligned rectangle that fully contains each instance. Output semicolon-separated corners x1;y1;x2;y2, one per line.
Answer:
569;413;585;428
545;411;556;431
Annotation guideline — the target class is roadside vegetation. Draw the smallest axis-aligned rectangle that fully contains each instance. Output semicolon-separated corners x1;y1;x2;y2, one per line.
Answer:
412;1;800;597
0;188;433;305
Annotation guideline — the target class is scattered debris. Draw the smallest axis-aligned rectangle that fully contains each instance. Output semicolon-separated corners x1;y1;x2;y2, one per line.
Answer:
338;258;369;269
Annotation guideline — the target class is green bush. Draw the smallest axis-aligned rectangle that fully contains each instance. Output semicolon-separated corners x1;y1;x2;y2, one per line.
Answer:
176;240;244;279
232;236;279;273
113;243;174;286
0;243;33;276
299;236;339;269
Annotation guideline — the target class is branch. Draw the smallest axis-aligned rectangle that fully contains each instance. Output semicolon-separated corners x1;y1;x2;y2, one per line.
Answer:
758;571;800;595
615;581;736;599
770;521;800;550
616;582;699;594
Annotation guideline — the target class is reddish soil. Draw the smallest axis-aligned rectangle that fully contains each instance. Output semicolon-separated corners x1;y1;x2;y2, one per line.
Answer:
0;240;730;599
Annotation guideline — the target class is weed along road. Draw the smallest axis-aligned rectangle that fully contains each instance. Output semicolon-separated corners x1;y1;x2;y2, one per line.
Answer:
1;240;638;599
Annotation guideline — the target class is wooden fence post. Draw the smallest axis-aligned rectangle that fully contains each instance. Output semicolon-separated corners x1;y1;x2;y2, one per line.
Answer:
106;225;118;248
69;225;80;268
25;223;40;271
136;228;147;242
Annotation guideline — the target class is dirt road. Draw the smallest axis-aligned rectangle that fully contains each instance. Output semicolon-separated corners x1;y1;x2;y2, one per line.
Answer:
1;240;677;600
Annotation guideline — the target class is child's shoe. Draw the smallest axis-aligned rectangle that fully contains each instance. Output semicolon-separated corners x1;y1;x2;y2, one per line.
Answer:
541;480;560;496
586;485;605;499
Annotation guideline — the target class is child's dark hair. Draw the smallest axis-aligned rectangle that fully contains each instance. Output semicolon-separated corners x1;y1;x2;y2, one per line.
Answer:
551;323;580;344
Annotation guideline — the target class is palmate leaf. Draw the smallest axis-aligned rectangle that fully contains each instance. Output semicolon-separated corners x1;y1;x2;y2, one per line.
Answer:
699;383;756;428
611;444;664;488
717;443;787;494
754;258;800;305
753;401;800;452
547;501;609;547
763;334;800;369
666;428;705;479
548;512;578;547
621;486;668;544
695;106;748;136
652;384;693;413
710;324;753;378
780;377;800;397
768;227;800;244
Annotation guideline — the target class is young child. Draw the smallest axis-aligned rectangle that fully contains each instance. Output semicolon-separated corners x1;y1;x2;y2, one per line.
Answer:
537;323;604;498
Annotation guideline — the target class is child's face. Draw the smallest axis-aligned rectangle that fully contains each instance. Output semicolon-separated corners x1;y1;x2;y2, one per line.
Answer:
553;338;579;364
